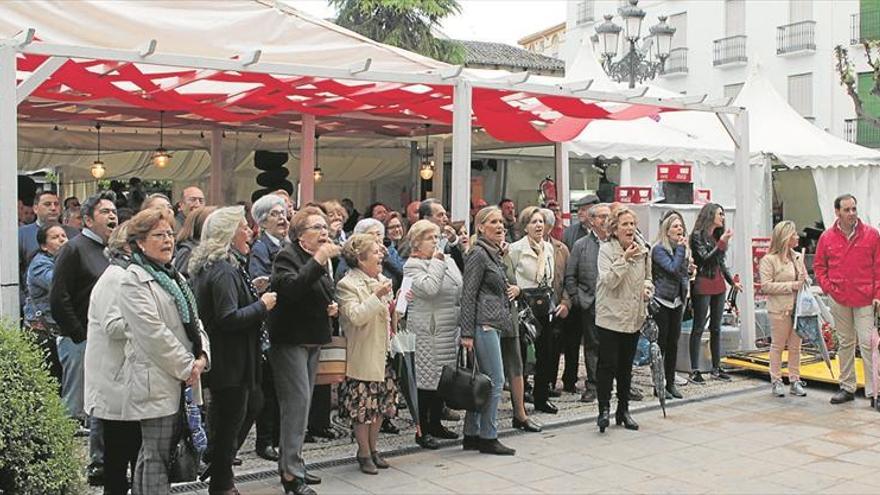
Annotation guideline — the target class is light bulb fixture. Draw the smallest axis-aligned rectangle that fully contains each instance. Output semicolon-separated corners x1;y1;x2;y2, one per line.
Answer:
152;110;172;168
313;133;323;182
419;124;435;181
91;122;106;179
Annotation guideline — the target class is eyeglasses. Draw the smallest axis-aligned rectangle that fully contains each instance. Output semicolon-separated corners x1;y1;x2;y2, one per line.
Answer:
149;231;175;240
268;210;288;219
305;224;329;232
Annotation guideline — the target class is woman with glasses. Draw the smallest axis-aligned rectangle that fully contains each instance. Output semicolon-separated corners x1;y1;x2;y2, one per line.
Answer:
689;203;742;383
118;207;211;493
268;206;340;495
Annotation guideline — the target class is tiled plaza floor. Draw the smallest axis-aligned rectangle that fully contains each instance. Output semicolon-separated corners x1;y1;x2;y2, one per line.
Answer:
234;386;880;494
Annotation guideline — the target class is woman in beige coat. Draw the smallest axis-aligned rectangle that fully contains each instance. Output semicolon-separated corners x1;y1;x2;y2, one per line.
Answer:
119;207;211;494
337;234;399;475
595;207;653;433
759;220;808;398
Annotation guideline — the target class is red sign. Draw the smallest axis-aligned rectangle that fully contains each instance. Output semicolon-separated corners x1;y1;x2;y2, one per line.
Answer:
656;163;693;183
694;188;712;205
614;186;653;204
752;237;771;295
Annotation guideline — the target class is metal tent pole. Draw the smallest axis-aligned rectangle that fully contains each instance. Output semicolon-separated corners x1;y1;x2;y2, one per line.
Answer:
554;142;571;225
451;80;472;227
299;115;316;206
733;109;756;350
209;128;223;204
0;44;19;317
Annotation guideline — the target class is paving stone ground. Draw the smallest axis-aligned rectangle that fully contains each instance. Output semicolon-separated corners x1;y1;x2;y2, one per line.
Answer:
233;384;880;494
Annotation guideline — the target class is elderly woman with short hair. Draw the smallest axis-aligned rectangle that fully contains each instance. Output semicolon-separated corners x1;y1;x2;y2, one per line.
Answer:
337;218;404;292
189;206;277;494
269;206;340;495
119;207;211;493
403;220;462;449
337;234;399;475
250;195;290;280
84;223;137;495
322;200;348;245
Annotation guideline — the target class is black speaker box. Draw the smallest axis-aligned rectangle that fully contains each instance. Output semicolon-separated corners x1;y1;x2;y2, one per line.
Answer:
659;181;693;204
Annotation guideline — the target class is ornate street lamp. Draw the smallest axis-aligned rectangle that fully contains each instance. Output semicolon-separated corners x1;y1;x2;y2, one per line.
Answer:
594;0;676;88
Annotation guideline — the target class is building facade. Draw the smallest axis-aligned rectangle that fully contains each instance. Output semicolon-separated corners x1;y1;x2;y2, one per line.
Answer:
563;0;880;147
518;22;567;59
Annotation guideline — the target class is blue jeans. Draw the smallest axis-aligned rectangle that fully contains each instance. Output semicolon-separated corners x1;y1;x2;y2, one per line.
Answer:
57;336;86;420
464;326;505;440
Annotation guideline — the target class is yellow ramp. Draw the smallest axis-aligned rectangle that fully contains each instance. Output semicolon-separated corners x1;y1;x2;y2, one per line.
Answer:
722;351;866;389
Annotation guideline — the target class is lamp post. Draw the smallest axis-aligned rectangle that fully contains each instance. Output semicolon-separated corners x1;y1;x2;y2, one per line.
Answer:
593;0;675;89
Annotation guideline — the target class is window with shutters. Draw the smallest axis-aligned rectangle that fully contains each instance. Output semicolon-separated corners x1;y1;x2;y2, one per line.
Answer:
670;12;687;48
576;1;594;25
725;0;745;36
790;0;813;22
787;73;813;121
724;83;744;100
856;71;880;147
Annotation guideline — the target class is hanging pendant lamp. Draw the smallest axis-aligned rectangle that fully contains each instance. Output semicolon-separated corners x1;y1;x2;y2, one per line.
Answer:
152;111;171;168
91;122;106;179
419;124;435;181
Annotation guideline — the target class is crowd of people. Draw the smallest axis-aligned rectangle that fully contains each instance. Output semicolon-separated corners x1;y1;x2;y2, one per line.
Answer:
14;183;880;495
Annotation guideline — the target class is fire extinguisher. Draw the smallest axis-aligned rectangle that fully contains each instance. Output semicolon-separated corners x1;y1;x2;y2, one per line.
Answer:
539;175;556;205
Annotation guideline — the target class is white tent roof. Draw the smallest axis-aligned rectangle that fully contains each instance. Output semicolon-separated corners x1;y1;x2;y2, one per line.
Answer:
0;0;446;74
562;38;880;168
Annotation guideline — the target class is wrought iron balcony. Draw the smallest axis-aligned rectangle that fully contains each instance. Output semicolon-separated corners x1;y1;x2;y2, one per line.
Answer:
777;20;815;55
846;118;880;148
662;47;688;75
851;14;860;45
713;35;747;67
853;10;880;45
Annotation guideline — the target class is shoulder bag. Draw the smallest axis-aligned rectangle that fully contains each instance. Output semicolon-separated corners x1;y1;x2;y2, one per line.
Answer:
168;385;200;483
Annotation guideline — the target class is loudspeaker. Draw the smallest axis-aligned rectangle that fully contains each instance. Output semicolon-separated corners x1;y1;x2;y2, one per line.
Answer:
659;182;693;205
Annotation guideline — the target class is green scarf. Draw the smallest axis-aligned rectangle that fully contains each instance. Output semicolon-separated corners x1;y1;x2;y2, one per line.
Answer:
132;252;203;356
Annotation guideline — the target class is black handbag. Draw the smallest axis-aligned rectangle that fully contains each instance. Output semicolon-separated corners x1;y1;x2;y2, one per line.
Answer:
168;385;199;483
438;347;492;412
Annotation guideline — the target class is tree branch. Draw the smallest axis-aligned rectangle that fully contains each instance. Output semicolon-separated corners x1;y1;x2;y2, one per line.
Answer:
834;44;880;128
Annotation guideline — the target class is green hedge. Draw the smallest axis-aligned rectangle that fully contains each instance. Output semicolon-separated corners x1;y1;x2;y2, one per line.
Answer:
0;320;84;494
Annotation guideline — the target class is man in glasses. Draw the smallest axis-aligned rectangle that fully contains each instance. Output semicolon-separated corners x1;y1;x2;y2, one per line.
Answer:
50;191;118;487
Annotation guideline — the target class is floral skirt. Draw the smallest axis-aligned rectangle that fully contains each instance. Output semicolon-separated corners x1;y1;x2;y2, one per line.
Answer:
339;364;398;425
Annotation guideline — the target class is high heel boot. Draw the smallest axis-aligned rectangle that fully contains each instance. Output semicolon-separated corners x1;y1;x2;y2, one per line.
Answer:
597;405;610;433
615;406;639;431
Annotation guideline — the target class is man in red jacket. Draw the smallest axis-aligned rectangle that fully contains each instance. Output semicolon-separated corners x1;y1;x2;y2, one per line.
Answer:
814;194;880;407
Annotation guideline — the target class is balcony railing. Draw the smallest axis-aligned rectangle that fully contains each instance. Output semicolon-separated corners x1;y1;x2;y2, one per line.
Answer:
713;35;748;67
663;47;688;75
852;10;880;45
777;20;815;55
846;118;880;148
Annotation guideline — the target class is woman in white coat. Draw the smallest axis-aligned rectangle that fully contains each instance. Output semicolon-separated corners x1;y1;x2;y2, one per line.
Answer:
119;207;211;494
403;220;462;450
84;223;136;495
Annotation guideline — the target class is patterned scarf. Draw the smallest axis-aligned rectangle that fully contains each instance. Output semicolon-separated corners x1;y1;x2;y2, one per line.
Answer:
233;250;271;353
131;252;203;356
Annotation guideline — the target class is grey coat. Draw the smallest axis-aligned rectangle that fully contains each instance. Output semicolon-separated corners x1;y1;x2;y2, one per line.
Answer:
119;264;211;420
404;257;462;390
565;230;602;310
459;239;515;338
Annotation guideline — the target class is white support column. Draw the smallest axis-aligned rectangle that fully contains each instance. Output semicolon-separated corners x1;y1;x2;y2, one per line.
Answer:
620;158;633;185
554;142;571;226
733;110;756;351
0;44;19;317
451;80;472;226
299;114;316;206
209;128;223;204
432;139;445;202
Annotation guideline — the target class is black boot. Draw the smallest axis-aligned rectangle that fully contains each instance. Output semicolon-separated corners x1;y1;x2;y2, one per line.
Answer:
597;404;610;433
478;438;516;456
615;406;639;431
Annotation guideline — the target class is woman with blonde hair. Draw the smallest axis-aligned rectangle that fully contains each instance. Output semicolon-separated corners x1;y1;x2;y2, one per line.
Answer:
759;220;808;397
506;206;558;414
189;206;277;493
174;206;217;278
651;210;691;399
460;206;517;455
337;234;399;474
595;207;653;432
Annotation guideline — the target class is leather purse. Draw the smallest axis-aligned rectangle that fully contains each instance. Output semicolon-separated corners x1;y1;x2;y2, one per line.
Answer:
168;385;199;483
438;347;492;412
315;335;347;386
